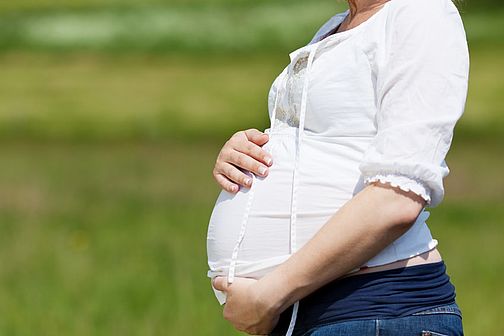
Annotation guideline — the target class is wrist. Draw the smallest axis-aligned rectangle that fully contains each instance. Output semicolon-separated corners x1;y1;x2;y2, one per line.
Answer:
254;269;299;315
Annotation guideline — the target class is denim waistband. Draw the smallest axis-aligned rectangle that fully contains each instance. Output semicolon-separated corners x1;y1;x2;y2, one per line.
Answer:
412;302;462;317
270;261;457;336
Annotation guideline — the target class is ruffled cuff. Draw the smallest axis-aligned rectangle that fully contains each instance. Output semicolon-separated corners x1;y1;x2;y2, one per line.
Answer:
364;173;432;206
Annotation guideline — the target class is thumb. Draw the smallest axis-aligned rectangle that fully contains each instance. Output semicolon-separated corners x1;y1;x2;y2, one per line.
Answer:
212;276;228;292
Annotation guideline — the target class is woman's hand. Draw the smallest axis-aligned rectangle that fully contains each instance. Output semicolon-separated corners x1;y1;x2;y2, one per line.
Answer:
213;128;273;193
213;276;280;335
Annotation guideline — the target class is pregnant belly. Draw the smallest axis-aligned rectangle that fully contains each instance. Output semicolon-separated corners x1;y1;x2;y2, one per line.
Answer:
206;128;369;282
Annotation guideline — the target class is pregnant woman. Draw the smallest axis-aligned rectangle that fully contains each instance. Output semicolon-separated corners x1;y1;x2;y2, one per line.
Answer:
207;0;469;335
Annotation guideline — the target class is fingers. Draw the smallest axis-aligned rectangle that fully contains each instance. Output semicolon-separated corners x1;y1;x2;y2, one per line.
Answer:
212;276;228;292
213;129;274;192
228;150;269;178
214;162;253;191
243;129;273;167
234;139;273;169
231;130;272;169
244;128;269;147
214;173;239;193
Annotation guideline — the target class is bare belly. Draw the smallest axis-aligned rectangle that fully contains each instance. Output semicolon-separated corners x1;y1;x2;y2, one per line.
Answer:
342;247;443;279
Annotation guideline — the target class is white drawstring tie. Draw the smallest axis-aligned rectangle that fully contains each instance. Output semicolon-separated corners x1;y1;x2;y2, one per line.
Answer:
284;41;321;336
226;39;321;336
226;71;283;284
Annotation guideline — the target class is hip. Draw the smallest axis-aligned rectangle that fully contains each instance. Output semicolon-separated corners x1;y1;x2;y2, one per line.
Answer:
270;260;460;336
289;303;463;336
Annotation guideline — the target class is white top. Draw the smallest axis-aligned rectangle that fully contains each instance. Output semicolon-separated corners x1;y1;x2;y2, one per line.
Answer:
206;0;469;306
270;0;470;207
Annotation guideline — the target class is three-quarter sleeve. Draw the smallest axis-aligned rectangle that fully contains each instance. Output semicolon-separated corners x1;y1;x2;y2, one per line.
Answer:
358;0;470;208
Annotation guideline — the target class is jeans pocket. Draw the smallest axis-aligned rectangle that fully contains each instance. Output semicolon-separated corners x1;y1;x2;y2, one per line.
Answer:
421;331;449;336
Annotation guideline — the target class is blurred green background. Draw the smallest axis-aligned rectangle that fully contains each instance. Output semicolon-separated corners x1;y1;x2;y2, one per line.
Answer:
0;0;502;335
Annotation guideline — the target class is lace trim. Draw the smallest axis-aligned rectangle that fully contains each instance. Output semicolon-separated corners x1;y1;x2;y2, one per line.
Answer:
272;52;309;131
364;173;432;205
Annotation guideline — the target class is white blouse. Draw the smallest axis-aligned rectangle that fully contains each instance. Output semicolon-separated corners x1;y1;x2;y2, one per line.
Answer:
269;0;470;207
206;0;469;309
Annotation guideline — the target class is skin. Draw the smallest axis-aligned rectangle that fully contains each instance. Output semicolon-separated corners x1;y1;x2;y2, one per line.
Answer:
213;128;273;193
211;0;441;334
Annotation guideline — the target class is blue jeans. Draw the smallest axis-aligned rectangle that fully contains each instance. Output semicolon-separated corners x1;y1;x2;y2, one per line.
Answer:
294;302;463;336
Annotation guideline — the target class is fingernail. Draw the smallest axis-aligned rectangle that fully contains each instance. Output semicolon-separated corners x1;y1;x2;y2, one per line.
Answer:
230;185;237;192
265;156;272;165
244;178;251;186
258;166;267;175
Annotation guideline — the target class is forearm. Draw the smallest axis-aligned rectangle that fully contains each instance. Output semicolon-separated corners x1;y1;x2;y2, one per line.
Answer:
255;181;426;314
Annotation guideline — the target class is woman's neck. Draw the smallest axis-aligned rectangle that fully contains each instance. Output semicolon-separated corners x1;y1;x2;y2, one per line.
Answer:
338;0;389;32
347;0;389;16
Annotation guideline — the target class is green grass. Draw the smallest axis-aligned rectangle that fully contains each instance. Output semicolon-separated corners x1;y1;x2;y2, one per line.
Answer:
0;1;341;53
0;0;302;13
0;141;228;335
0;46;503;142
0;53;282;141
0;1;502;334
462;47;504;135
0;138;502;335
0;2;503;53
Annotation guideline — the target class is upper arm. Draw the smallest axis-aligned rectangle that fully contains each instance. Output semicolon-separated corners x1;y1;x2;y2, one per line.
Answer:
358;0;470;208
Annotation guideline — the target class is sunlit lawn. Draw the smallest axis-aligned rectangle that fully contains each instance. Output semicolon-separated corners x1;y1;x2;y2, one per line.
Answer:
0;1;502;335
0;141;228;335
0;46;503;141
0;137;501;335
0;47;502;334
